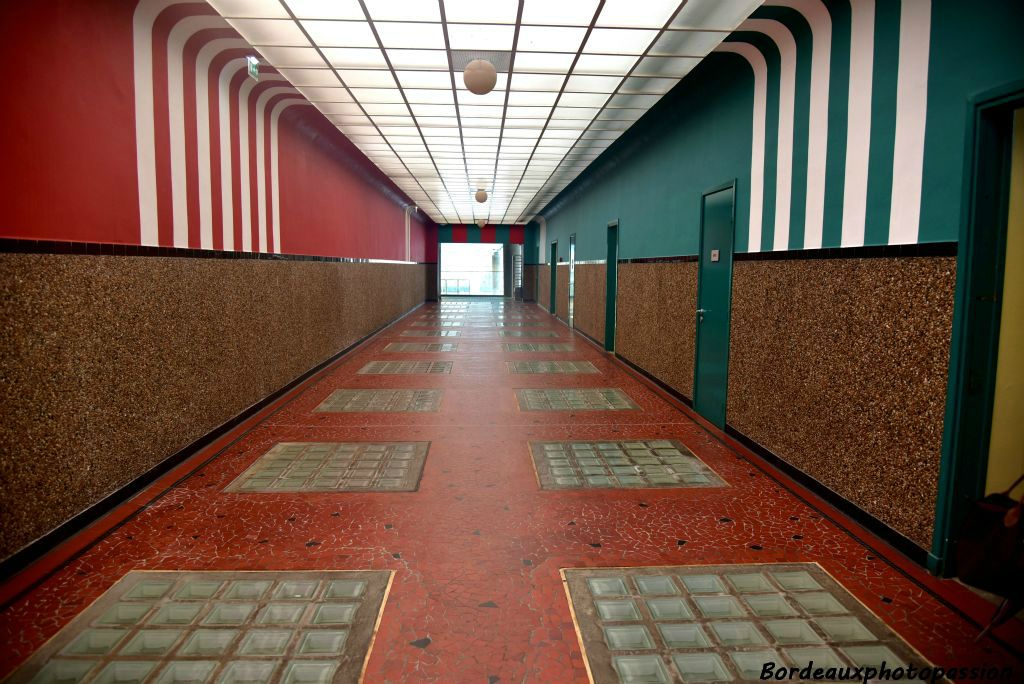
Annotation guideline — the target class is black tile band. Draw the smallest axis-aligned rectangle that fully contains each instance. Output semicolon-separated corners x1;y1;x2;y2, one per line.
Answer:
0;238;429;264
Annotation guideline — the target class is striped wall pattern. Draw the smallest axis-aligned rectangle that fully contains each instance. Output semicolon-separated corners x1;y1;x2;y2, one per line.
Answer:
437;225;526;245
717;0;932;252
133;0;312;254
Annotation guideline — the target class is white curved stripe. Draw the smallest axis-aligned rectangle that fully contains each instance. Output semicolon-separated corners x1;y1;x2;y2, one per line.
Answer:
218;58;248;251
270;99;312;254
238;77;259;252
714;43;767;252
253;81;292;253
167;15;228;248
842;0;875;246
133;0;181;246
888;0;931;244
767;0;831;248
196;38;246;250
743;19;796;251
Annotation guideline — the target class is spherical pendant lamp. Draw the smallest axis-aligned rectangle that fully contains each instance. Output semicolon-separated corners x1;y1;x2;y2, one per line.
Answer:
475;188;488;203
464;59;497;95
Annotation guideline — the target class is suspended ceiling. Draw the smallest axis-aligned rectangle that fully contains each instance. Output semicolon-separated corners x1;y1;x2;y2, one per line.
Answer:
208;0;762;224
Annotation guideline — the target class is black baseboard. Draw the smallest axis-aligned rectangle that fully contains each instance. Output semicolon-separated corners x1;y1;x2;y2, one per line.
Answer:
572;325;608;353
723;426;928;565
614;353;694;408
0;301;425;601
733;241;957;261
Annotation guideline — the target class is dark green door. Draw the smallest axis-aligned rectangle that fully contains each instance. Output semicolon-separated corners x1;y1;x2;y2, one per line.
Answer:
549;241;557;316
605;221;619;350
693;183;736;428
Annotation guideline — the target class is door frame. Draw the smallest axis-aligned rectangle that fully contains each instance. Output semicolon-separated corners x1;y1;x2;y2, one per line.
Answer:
605;220;619;351
549;240;558;316
930;81;1024;575
692;179;737;428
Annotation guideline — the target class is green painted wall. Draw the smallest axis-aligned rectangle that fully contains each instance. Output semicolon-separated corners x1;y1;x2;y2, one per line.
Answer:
543;55;754;261
540;0;1024;258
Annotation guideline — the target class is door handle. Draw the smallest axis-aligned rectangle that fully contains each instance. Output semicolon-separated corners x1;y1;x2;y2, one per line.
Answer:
696;308;708;323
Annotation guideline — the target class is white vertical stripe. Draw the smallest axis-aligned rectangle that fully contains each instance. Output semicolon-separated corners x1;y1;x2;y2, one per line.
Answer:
167;16;227;248
888;0;931;245
404;206;412;261
218;58;247;251
254;82;292;253
767;0;832;249
132;0;180;246
841;0;875;247
743;19;797;251
714;43;768;252
270;99;309;254
195;38;245;250
238;78;258;252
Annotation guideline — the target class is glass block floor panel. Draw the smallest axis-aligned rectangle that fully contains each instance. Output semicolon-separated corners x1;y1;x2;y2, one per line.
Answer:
517;389;639;411
357;361;452;375
6;570;391;684
383;343;458;352
530;440;726;490
562;564;928;684
399;330;460;337
508;361;599;374
314;390;442;413
499;330;559;338
502;344;574;352
224;442;428;492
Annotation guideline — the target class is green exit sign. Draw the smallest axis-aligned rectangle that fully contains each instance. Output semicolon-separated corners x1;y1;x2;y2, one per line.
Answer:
246;55;259;81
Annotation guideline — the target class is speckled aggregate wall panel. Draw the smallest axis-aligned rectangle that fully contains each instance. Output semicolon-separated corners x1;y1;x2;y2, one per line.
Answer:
522;265;537;302
726;257;956;549
556;264;569;325
0;254;427;559
538;265;551;312
614;262;698;399
573;263;606;344
425;264;438;301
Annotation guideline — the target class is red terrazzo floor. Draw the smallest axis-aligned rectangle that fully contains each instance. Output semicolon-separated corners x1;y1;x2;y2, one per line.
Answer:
1;298;1022;682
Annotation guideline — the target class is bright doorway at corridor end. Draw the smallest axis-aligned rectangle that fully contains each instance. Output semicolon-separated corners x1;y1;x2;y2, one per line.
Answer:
440;243;505;296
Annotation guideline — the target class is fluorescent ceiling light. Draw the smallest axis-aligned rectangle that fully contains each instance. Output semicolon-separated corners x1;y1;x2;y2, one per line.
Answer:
213;0;761;223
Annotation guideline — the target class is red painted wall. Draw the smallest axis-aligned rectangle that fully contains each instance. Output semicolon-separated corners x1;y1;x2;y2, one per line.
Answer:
278;112;422;260
0;1;139;245
0;0;431;261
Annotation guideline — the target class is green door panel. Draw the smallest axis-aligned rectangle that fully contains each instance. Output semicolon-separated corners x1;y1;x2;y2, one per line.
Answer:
605;221;619;351
693;184;736;428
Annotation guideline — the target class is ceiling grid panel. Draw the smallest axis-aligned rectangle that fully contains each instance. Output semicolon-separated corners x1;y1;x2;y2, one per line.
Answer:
515;1;691;220
274;0;449;220
206;0;765;224
498;0;608;224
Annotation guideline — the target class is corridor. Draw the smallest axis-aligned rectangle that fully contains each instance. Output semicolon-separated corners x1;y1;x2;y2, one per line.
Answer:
1;298;1019;682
